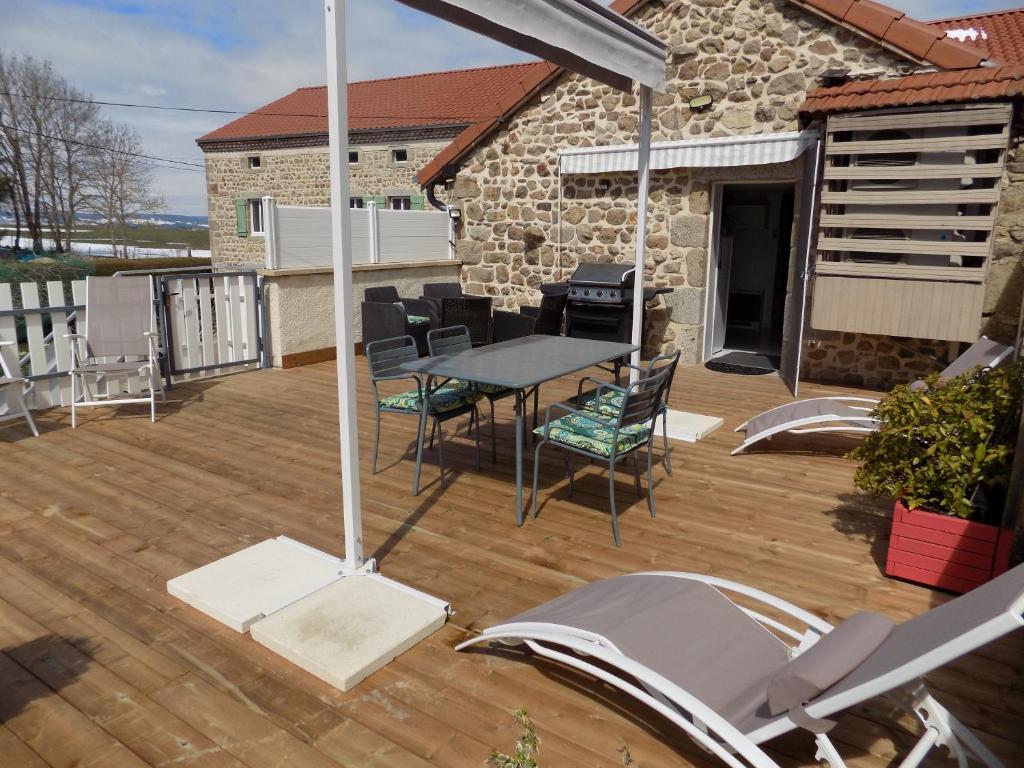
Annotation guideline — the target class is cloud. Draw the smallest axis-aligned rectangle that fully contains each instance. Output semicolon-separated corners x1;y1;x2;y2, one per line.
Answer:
1;0;1020;214
0;0;527;215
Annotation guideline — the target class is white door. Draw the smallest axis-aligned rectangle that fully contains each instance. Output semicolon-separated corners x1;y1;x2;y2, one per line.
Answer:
711;235;733;356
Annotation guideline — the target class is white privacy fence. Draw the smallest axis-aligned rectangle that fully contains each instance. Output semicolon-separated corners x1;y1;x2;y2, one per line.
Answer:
263;198;455;270
0;272;266;414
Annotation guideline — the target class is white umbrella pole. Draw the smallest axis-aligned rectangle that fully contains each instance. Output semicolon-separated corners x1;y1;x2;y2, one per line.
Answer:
325;0;364;569
629;85;653;381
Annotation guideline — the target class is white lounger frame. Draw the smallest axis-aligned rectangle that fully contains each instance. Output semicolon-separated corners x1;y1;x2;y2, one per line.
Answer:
67;333;163;427
457;572;1014;768
0;341;39;437
732;397;881;455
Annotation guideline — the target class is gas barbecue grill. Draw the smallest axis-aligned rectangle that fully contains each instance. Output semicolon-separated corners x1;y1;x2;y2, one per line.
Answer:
564;263;669;344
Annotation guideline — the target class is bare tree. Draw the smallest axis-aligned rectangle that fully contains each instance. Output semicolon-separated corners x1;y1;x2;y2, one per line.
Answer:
84;122;164;258
43;83;99;252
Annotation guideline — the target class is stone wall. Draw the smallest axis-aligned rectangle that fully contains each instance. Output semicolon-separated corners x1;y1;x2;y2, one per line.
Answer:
983;109;1024;344
441;0;913;364
204;140;447;268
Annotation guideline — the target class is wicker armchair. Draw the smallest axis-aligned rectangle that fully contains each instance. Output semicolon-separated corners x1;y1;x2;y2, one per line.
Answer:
440;296;492;347
520;292;567;335
362;286;438;356
492;310;537;342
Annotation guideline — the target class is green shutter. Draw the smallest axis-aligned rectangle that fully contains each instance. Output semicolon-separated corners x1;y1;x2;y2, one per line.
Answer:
411;195;425;210
373;195;387;208
235;198;249;237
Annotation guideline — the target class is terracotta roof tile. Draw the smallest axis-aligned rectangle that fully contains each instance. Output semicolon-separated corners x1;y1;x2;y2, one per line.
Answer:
197;62;549;145
791;0;989;67
929;7;1024;66
802;64;1024;114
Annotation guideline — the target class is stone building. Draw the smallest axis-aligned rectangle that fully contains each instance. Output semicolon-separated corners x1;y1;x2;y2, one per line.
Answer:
417;0;1024;389
197;63;548;267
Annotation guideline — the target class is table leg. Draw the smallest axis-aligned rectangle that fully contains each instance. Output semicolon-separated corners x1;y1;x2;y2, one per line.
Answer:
515;388;525;526
413;375;430;496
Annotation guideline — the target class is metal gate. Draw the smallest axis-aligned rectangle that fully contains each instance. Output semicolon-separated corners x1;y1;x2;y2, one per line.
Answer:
157;271;268;386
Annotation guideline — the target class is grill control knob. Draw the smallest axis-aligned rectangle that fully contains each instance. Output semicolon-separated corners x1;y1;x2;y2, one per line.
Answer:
596;290;603;297
571;288;578;295
584;289;591;297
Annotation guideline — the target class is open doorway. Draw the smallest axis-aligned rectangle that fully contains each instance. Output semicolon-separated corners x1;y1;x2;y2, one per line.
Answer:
706;183;795;372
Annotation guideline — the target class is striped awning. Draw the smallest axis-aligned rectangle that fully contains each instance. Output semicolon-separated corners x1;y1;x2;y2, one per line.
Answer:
558;129;821;174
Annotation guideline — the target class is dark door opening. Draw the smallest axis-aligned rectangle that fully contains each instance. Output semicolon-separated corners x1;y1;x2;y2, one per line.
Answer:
709;184;795;367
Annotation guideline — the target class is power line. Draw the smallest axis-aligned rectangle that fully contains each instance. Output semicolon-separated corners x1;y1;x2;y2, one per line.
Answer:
0;121;206;170
0;90;489;124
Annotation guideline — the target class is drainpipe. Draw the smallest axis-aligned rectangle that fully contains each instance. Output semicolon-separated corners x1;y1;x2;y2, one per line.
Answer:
425;182;447;212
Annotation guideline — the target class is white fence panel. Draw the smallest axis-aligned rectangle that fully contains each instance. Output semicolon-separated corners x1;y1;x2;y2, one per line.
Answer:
0;279;87;413
376;209;452;264
266;200;452;269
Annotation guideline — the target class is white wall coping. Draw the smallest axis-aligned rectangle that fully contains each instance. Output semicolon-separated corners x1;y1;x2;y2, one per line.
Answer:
260;259;461;278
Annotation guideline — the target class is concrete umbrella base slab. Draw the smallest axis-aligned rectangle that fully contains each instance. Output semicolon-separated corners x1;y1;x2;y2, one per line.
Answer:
663;409;724;443
250;574;449;691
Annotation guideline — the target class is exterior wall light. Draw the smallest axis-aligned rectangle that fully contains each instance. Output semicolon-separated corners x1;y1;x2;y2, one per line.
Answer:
689;94;714;112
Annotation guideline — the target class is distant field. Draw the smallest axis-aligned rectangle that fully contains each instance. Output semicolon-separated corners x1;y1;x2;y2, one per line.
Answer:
6;224;211;251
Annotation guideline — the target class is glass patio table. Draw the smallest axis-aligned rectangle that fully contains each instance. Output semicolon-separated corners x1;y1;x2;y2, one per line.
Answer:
402;335;638;525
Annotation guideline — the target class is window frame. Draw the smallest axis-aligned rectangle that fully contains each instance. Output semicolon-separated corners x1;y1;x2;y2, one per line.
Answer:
391;148;409;165
249;198;265;237
350;197;365;209
348;150;360;165
247;155;262;170
387;196;412;211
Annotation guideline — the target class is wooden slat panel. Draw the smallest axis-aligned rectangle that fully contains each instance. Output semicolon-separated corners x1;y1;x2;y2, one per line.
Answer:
818;237;991;257
820;214;995;231
825;133;1008;155
198;277;216;371
47;282;73;408
213;278;231;367
20;283;51;409
810;275;983;341
824;163;1004;180
815;262;985;282
827;105;1013;132
821;188;1000;205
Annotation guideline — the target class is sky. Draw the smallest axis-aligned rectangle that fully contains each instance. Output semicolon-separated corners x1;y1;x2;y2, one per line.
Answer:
0;0;1020;216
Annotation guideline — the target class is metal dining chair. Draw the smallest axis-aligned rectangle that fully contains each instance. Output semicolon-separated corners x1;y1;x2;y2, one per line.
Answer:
366;335;482;487
427;325;515;463
532;365;672;546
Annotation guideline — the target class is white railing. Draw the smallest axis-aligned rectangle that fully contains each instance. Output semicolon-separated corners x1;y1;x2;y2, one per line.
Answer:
262;197;455;270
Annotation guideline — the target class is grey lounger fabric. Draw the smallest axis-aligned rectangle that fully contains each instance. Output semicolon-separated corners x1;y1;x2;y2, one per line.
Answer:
84;276;153;358
908;336;1013;391
509;575;791;728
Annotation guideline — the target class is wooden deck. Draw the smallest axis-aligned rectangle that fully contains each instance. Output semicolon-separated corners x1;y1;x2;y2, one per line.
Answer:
1;360;1021;768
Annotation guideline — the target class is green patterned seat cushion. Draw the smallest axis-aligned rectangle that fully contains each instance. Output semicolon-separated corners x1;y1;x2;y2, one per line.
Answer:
577;388;624;417
407;315;431;326
379;383;481;414
448;378;510;396
534;412;650;457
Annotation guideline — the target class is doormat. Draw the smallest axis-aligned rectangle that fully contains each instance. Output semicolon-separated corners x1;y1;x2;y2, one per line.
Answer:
705;351;780;375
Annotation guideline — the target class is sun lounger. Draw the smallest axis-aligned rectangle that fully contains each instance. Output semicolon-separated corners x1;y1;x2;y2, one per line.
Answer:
733;337;1014;455
457;566;1024;768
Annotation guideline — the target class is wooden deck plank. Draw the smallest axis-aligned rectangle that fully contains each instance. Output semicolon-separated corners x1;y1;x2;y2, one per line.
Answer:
1;360;1021;767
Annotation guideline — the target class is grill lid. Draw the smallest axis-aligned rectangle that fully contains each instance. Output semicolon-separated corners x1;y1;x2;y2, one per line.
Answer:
568;263;636;287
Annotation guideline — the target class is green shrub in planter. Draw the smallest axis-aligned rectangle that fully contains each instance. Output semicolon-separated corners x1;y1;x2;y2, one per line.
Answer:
850;362;1024;521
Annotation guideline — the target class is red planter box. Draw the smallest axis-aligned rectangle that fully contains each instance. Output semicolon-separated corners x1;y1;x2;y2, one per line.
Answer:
886;500;1014;594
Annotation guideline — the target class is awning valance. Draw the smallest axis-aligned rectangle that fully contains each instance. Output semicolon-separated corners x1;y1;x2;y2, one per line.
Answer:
558;129;821;174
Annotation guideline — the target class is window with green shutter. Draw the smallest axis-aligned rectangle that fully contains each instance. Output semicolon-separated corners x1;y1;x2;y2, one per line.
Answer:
372;195;387;208
235;198;249;237
411;195;425;210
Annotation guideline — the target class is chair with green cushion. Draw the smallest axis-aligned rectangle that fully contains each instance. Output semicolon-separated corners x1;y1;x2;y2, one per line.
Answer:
574;350;681;475
366;335;482;487
427;325;515;463
531;365;672;546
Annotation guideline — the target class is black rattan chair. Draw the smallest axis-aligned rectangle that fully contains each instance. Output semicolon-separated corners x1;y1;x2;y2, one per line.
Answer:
532;365;672;546
428;325;515;463
419;282;465;316
366;335;481;488
492;310;537;342
440;296;492;347
520;292;567;336
362;287;438;356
